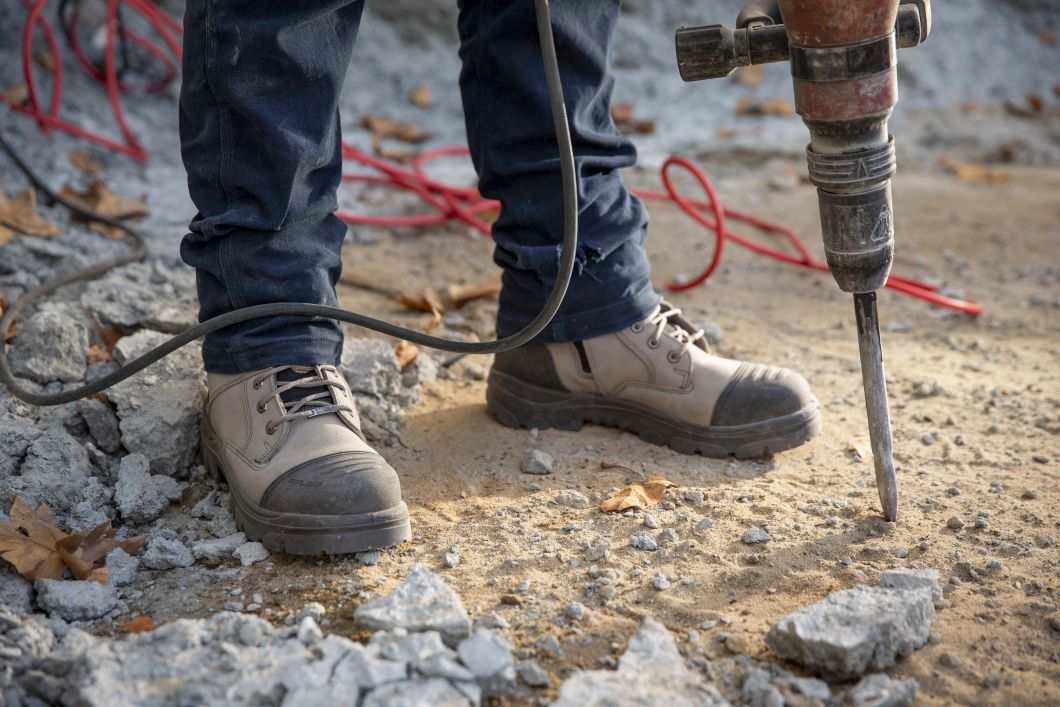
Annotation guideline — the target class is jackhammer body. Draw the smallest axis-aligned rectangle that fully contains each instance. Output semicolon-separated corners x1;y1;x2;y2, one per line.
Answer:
675;0;933;521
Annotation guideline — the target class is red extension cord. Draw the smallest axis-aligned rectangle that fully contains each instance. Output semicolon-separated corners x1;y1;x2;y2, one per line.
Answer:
6;0;983;315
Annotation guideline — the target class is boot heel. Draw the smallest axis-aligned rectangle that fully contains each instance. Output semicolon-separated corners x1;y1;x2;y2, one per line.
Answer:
486;370;585;431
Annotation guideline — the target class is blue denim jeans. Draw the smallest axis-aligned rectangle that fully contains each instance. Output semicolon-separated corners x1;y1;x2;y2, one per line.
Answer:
180;0;660;373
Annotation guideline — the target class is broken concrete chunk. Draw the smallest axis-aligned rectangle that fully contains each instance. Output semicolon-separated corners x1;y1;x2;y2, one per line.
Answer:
340;338;403;398
81;261;197;332
0;412;43;477
110;330;205;474
742;527;770;544
34;579;121;621
765;585;936;680
114;453;183;524
844;673;918;707
191;532;247;562
233;542;269;566
0;564;34;615
5;429;111;517
8;304;91;383
361;677;473;707
355;563;472;646
140;536;195;570
457;628;516;696
104;548;139;588
553;620;731;706
370;628;452;664
77;398;123;454
880;567;943;608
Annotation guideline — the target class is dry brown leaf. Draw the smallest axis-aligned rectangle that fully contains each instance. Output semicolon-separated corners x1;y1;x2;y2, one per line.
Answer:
362;114;428;144
59;180;148;238
1025;94;1044;113
409;85;433;108
399;288;444;320
735;65;764;87
395;340;420;371
68;149;102;174
846;437;872;462
940;157;1010;184
447;277;501;307
0;224;14;246
1;84;29;105
33;50;56;72
610;102;656;135
735;96;795;117
0;497;69;581
87;344;112;365
375;144;418;164
123;615;157;634
1;295;18;344
0;497;146;584
599;476;676;513
0;188;60;237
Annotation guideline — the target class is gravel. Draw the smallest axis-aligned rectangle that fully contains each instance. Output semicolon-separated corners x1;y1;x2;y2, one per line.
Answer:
104;548;140;588
845;673;919;707
456;628;516;695
0;565;34;615
77;399;123;454
629;530;659;551
742;527;770;544
4;428;112;518
517;660;550;688
190;532;247;562
355;563;472;646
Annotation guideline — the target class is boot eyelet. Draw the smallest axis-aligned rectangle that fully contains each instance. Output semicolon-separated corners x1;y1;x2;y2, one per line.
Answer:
631;323;643;333
257;400;268;414
647;337;661;349
252;377;264;389
265;423;277;436
667;350;682;363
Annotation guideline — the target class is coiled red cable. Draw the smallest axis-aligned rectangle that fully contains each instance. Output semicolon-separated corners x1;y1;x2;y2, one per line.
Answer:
7;0;982;315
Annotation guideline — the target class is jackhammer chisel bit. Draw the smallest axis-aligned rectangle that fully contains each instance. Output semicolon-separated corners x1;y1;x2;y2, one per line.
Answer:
675;0;932;521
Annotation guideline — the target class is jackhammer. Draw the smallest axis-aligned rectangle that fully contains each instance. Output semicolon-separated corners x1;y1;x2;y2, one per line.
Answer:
675;0;932;521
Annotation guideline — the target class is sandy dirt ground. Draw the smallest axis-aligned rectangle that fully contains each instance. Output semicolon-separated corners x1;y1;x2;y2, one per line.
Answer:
130;164;1060;705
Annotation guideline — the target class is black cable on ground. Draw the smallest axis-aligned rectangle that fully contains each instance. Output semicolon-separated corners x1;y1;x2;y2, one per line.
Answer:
0;0;576;407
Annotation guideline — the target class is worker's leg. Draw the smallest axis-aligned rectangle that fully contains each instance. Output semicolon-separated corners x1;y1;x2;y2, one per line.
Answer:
456;0;661;342
465;1;821;457
179;0;364;373
179;0;410;555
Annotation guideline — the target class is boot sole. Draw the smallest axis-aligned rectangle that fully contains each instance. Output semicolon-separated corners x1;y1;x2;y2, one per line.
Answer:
201;425;411;556
487;369;822;459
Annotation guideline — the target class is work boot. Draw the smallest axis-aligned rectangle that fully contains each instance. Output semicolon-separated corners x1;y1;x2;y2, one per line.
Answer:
487;303;821;458
200;365;411;555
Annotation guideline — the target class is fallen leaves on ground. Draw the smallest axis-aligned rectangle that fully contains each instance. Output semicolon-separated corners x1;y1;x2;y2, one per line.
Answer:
68;149;102;174
88;321;122;364
122;616;157;634
1;84;28;105
447;277;501;307
610;102;656;135
0;188;60;239
734;96;795;117
362;114;429;144
599;476;676;513
0;295;18;343
409;84;433;108
0;495;147;584
940;157;1010;184
846;437;873;462
59;179;148;238
735;65;764;87
394;288;443;371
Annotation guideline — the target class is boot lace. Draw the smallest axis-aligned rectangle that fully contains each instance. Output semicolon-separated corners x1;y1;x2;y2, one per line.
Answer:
642;304;706;362
251;365;354;437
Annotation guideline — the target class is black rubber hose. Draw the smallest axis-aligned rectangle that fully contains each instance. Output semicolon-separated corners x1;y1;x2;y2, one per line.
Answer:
0;0;577;408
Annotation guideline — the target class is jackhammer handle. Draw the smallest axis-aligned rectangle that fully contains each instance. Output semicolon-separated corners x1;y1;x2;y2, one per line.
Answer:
676;1;931;83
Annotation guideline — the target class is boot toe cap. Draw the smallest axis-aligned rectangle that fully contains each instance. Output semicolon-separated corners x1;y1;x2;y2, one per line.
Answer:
260;450;404;516
711;363;816;427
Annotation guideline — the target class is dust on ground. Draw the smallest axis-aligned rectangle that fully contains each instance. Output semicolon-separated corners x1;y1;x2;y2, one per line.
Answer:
135;165;1060;705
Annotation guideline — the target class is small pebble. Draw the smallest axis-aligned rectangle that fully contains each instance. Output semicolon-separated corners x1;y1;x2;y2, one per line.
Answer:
939;652;960;668
521;449;554;475
742;528;770;544
564;601;586;621
642;513;661;529
947;516;965;530
630;531;659;552
652;573;670;591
